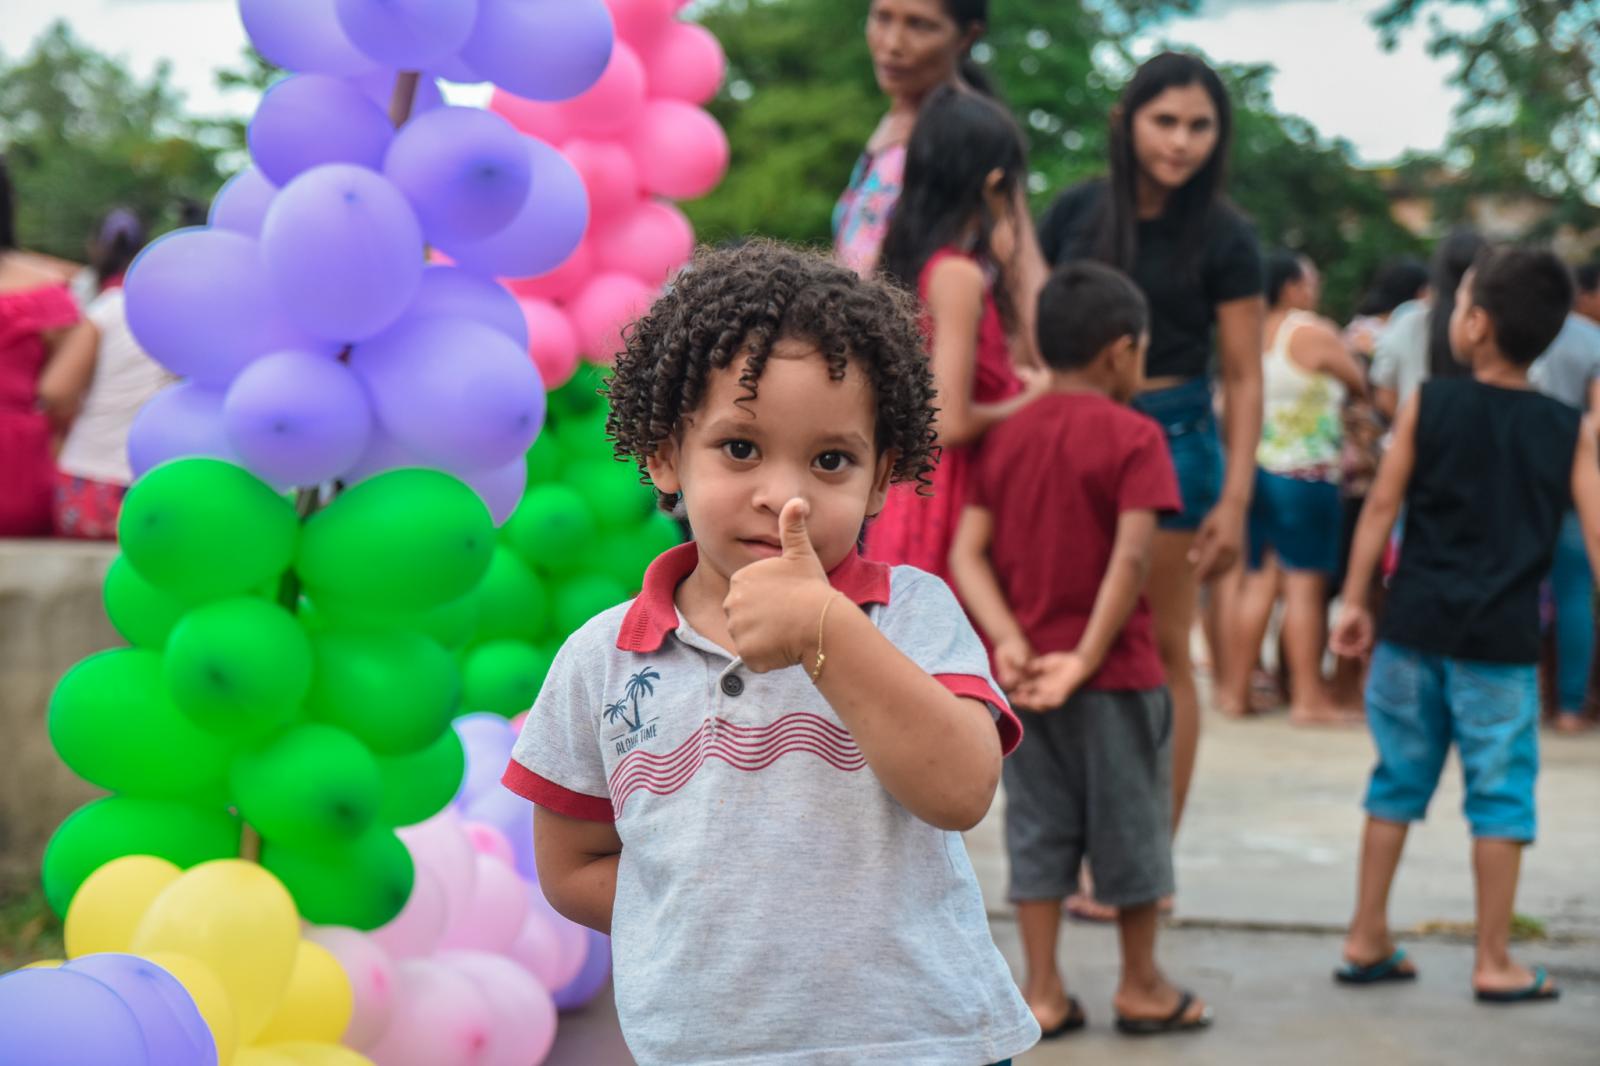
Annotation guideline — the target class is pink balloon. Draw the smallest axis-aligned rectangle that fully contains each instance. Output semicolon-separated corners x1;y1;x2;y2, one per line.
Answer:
570;271;656;361
462;821;517;867
510;711;529;733
489;90;571;144
561;139;641;224
460;456;529;527
369;864;448;960
608;0;674;48
592;199;694;286
367;960;495;1066
438;953;558;1066
506;908;567;992
519;298;580;389
643;21;726;104
398;810;479;925
526;886;589;991
505;238;594;301
438;853;528;954
626;99;730;200
305;926;396;1052
559;41;646;136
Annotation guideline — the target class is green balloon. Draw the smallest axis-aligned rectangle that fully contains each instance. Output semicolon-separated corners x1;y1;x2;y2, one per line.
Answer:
311;589;482;650
103;555;186;649
49;649;235;799
375;727;465;827
561;457;655;532
462;640;555;716
552;405;612;461
260;825;414;930
231;723;382;849
297;468;495;612
119;458;298;603
305;628;460;755
41;796;241;916
552;573;631;639
503;483;598;577
474;548;549;643
525;431;563;486
163;597;313;736
553;363;608;417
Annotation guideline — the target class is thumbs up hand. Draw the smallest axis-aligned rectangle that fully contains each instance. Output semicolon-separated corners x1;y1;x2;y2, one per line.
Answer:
725;497;837;673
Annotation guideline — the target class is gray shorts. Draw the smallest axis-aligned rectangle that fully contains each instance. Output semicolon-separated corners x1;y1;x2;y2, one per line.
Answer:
1003;686;1175;907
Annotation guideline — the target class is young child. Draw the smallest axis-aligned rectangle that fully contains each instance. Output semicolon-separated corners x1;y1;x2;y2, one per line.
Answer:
949;261;1213;1038
503;241;1041;1064
865;84;1046;581
1331;246;1599;1003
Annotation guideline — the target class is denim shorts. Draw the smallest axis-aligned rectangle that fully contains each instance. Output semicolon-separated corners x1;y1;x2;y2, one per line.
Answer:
1247;469;1342;574
1363;641;1539;841
1131;377;1223;532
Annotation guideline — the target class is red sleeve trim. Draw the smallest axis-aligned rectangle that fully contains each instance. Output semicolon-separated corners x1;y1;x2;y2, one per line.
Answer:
501;760;615;823
935;673;1023;756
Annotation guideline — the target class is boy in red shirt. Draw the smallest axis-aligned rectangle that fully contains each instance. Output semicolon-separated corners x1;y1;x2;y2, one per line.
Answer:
950;261;1212;1039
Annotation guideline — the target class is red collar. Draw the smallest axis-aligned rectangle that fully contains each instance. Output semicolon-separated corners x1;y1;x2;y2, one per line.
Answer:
616;542;892;652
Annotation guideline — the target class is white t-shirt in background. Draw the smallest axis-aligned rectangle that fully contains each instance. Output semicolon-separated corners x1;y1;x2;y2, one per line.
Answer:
57;288;174;485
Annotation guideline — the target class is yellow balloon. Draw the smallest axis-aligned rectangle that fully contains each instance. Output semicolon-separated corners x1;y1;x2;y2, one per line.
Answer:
253;940;354;1045
262;1044;376;1066
144;951;240;1066
232;1050;300;1066
133;860;299;1044
64;854;182;958
20;958;64;969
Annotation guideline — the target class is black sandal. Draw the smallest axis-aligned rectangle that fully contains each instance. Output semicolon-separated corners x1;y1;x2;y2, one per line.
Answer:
1037;995;1087;1039
1114;990;1213;1036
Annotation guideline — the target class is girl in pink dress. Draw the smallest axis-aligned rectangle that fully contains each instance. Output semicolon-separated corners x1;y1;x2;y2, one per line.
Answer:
865;86;1044;581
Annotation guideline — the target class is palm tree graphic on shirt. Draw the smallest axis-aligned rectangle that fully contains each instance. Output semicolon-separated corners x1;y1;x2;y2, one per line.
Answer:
621;668;660;732
603;700;631;730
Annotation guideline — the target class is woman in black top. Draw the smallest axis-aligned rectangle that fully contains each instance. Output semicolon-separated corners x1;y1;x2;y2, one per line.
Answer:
1038;52;1264;844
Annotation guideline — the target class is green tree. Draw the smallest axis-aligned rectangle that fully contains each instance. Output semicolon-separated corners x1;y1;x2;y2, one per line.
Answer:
0;21;228;259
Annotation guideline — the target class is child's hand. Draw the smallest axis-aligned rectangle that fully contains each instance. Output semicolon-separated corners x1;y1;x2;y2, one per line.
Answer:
724;498;834;673
1012;651;1092;712
993;636;1035;692
1016;366;1051;404
1329;603;1374;659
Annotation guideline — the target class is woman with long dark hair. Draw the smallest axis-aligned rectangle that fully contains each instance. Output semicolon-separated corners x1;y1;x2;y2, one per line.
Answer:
1037;52;1265;857
1370;227;1486;418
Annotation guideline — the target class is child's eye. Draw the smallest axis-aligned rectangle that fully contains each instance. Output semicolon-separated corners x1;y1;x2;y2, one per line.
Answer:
815;451;853;473
722;440;757;461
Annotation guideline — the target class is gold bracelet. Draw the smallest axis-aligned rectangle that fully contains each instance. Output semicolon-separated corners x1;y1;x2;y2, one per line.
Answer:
809;591;841;683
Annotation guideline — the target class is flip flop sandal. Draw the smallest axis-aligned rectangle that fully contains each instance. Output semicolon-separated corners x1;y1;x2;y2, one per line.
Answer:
1038;995;1087;1040
1475;966;1561;1004
1114;990;1214;1036
1335;948;1418;985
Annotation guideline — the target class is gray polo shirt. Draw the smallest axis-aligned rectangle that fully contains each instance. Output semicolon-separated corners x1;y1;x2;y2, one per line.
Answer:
505;543;1038;1065
1531;314;1600;410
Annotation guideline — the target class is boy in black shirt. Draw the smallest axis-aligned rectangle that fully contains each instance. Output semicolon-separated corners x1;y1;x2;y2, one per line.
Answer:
1330;246;1599;1004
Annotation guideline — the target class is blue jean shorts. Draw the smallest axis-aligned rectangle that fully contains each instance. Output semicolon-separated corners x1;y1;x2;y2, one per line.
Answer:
1131;377;1222;533
1247;469;1341;574
1363;641;1539;841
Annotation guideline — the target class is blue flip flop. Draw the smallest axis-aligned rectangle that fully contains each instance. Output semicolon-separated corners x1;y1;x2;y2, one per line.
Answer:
1334;948;1418;985
1475;966;1561;1004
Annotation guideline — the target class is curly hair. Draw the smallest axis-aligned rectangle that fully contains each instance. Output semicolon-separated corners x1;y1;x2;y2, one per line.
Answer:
605;240;938;498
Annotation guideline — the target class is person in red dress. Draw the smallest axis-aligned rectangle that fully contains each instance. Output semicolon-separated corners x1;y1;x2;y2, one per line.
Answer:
866;85;1045;581
0;156;99;536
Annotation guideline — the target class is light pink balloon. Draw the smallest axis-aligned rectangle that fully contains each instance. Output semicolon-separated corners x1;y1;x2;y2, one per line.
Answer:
506;908;566;992
462;821;517;867
559;41;646;137
643;21;726;104
608;0;675;47
570;271;656;361
520;298;580;389
526;886;589;991
438;853;528;954
305;926;396;1052
626;99;730;200
505;238;594;301
438;952;559;1066
592;199;694;286
367;960;495;1066
369;864;448;960
489;90;571;144
398;810;479;925
561;139;641;225
461;455;529;526
510;711;529;733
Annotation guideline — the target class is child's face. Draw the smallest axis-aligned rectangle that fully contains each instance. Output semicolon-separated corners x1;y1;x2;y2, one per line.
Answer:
646;339;897;582
1449;268;1490;366
1106;331;1149;402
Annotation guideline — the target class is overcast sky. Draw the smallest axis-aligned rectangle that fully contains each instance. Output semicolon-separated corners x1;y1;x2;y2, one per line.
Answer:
0;0;1461;164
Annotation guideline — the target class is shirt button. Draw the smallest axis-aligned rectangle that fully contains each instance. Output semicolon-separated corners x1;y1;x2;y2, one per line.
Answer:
720;673;744;697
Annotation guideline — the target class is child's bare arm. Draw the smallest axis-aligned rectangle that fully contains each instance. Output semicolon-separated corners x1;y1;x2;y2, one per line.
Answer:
1331;392;1418;656
948;504;1032;688
1067;509;1158;672
926;257;1043;446
534;808;622;934
1569;412;1600;579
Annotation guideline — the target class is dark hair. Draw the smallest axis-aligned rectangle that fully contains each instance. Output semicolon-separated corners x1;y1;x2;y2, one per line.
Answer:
1356;256;1429;318
1265;250;1307;306
1097;52;1234;278
0;155;14;251
938;0;995;97
1575;261;1600;295
89;208;147;287
1466;246;1574;367
881;85;1026;321
1426;227;1488;379
1035;261;1148;371
606;241;938;502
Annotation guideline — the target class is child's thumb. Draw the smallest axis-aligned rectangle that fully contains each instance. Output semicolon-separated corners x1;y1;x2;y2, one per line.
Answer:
779;498;817;559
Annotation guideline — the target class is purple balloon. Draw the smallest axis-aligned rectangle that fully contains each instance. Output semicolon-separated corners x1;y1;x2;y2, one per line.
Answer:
429;52;485;85
552;929;612;1011
405;266;529;350
240;0;381;76
249;74;395;188
64;954;215;1066
385;107;532;246
463;783;535;879
224;350;374;486
337;0;479;69
439;138;589;280
125;228;335;385
462;455;528;526
350;315;544;469
208;167;279;237
128;383;237;478
459;0;614;102
260;164;425;342
351;70;446;116
453;712;516;806
0;968;153;1066
343;425;426;484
